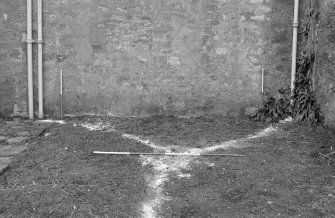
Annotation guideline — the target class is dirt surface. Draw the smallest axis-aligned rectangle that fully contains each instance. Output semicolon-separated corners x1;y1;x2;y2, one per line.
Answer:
0;115;335;217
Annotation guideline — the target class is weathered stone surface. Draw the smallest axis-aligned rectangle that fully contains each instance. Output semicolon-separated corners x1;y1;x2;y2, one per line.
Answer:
0;157;11;176
0;145;27;157
11;125;26;130
30;127;47;137
0;0;297;118
0;0;300;116
16;131;30;136
7;136;29;145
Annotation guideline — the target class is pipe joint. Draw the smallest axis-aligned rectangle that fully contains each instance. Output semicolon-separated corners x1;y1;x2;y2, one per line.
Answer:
293;22;299;27
36;39;44;44
26;38;35;44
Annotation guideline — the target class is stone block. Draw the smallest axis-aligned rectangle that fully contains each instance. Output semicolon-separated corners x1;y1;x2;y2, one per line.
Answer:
30;128;47;137
7;136;29;145
0;0;296;118
0;157;11;176
16;131;30;136
0;145;27;157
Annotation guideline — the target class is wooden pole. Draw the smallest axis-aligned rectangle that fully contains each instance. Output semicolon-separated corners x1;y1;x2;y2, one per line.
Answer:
93;151;245;157
261;68;264;95
261;68;264;104
60;69;63;119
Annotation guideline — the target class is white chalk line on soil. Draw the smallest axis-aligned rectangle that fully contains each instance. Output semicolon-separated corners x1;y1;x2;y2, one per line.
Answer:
77;122;278;218
122;126;278;218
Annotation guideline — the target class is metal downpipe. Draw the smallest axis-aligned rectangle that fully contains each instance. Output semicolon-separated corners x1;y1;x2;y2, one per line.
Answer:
291;0;300;92
37;0;44;118
26;0;34;119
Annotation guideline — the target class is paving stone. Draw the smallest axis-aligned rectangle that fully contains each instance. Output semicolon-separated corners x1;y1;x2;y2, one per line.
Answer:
31;124;51;136
11;125;25;128
16;131;30;136
0;145;27;157
7;136;29;144
0;157;11;176
30;128;46;136
5;121;20;126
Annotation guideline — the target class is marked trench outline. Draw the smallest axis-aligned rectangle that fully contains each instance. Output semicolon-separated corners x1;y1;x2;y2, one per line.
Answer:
77;121;278;218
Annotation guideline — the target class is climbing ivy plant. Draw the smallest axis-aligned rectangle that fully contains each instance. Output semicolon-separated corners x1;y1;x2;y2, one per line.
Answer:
251;51;323;125
251;87;291;123
291;52;323;125
251;4;324;125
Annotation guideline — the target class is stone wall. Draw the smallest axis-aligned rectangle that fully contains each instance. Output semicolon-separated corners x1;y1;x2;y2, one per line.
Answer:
0;0;295;117
0;1;27;115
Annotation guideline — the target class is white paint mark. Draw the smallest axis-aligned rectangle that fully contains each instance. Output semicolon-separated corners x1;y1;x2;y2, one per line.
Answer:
123;126;278;217
34;119;66;125
79;121;278;218
202;126;278;152
122;134;177;152
177;173;191;178
75;121;115;132
139;156;171;218
122;134;194;218
247;126;278;139
202;139;239;152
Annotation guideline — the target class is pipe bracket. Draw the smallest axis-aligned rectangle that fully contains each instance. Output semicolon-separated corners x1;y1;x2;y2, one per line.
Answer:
26;38;35;44
36;39;44;44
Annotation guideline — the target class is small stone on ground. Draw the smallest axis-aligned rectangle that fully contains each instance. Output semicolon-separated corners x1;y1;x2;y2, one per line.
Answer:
7;136;29;145
0;157;11;175
0;146;27;157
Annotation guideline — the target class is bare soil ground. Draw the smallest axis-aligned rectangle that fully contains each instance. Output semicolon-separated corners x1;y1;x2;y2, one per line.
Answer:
0;115;335;218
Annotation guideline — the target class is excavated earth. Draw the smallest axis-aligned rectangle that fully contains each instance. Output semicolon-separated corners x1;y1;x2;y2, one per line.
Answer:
0;115;334;217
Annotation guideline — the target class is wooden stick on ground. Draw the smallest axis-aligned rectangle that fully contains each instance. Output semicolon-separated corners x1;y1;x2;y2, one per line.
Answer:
93;151;245;157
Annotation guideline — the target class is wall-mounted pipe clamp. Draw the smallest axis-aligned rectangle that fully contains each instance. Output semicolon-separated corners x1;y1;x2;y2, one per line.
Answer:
26;38;35;44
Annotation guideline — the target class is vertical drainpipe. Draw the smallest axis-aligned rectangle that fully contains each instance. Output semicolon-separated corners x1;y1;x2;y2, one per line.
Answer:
291;0;300;92
37;0;44;118
26;0;34;119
